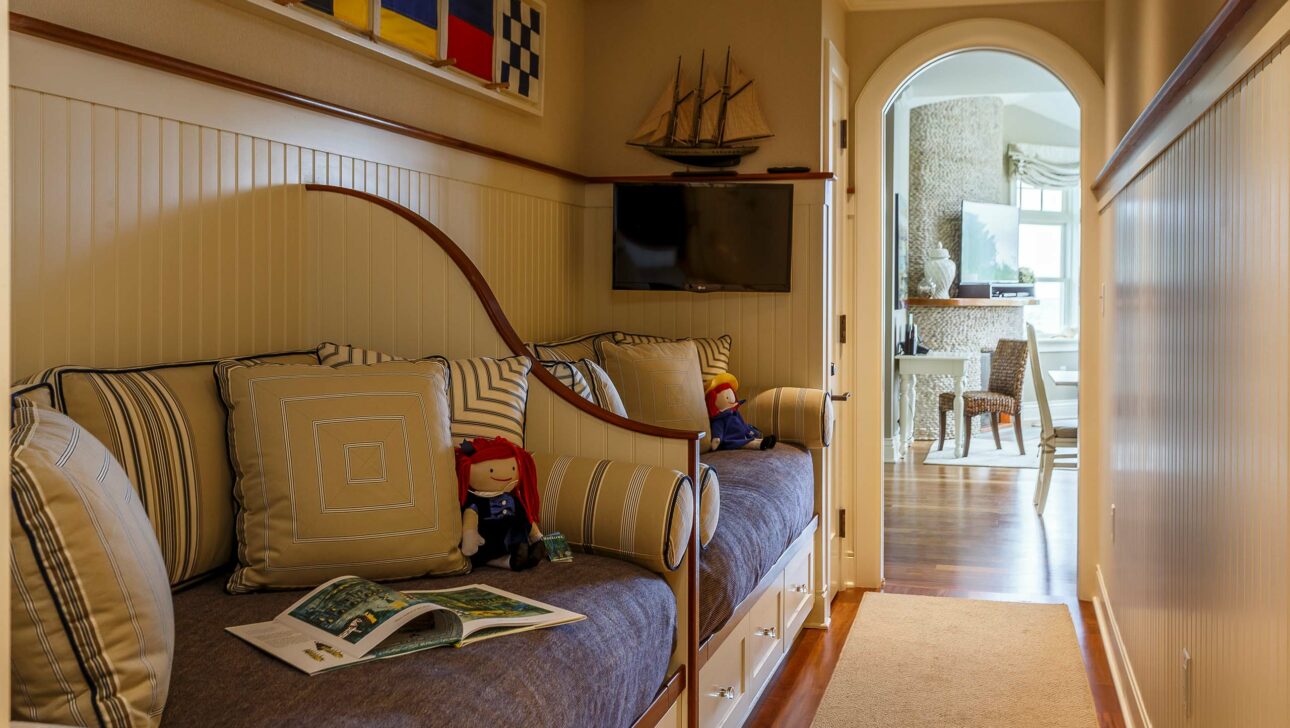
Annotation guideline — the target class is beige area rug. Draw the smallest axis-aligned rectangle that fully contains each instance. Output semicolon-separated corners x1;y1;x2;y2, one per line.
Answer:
813;593;1097;727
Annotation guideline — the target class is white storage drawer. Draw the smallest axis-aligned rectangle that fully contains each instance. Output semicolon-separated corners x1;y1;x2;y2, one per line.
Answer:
699;628;745;728
783;545;813;639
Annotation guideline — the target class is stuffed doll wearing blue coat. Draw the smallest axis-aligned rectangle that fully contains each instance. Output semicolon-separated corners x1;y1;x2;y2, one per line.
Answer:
704;373;777;451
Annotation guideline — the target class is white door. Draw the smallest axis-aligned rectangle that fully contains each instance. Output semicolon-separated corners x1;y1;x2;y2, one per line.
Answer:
825;41;851;599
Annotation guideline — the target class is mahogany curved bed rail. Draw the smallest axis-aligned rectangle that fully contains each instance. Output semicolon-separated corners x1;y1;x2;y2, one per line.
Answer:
304;184;703;442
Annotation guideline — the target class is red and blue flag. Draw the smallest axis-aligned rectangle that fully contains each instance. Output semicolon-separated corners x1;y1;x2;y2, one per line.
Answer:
447;0;494;81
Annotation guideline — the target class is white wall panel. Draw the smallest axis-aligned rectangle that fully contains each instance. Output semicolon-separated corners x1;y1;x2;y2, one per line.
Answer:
1101;39;1290;728
9;86;582;377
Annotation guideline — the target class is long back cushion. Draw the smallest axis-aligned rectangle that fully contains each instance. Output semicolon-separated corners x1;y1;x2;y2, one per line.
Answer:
10;400;174;727
26;351;317;587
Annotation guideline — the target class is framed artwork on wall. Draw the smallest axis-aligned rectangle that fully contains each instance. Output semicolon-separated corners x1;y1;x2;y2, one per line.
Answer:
253;0;544;113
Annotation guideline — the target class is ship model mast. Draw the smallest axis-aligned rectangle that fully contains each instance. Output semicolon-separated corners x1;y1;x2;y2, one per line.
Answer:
627;48;773;169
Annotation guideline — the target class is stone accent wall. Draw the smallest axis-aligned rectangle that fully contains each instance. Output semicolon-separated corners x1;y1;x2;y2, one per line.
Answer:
905;305;1025;440
907;97;1007;294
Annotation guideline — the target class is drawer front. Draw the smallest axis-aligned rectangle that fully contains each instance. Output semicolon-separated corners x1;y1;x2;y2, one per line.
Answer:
783;545;813;635
744;581;784;692
699;631;745;728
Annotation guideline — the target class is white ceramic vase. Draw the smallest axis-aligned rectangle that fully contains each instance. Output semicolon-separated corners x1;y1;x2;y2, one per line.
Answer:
924;244;956;298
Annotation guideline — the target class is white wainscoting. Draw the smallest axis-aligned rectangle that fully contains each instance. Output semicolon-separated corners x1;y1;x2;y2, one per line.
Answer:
9;33;583;377
1099;28;1290;727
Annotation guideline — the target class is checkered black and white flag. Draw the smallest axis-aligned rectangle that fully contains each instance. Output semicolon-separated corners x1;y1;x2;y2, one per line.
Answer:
495;0;543;103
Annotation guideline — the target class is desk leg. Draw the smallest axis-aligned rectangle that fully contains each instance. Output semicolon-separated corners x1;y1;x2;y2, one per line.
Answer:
953;373;965;458
900;372;915;458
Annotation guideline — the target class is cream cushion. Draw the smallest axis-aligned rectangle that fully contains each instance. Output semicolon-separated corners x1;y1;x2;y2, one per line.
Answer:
20;351;316;588
599;341;710;450
10;400;174;727
217;360;469;593
608;332;733;383
574;359;628;417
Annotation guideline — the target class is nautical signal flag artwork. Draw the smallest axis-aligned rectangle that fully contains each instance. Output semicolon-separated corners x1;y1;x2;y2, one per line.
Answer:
302;0;372;30
298;0;546;108
496;0;543;102
378;0;440;59
447;0;495;82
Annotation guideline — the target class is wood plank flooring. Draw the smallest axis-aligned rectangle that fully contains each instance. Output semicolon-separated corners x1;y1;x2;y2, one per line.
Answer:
746;441;1124;728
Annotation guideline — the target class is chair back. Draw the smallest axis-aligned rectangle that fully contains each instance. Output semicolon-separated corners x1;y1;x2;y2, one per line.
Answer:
988;338;1029;400
1026;324;1055;438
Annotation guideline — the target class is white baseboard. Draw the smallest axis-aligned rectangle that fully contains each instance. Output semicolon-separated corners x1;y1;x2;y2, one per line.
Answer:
1094;565;1151;728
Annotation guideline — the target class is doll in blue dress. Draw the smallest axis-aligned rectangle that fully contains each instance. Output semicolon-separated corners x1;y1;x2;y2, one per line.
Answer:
704;373;777;451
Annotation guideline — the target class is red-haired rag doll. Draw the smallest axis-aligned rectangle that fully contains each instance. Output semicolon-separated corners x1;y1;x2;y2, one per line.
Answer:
455;437;545;571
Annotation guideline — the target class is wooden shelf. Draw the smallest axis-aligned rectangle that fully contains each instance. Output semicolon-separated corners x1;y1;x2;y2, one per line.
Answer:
586;172;835;184
905;297;1038;308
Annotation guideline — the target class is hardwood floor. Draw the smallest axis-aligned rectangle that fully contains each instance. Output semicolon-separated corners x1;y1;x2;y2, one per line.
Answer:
745;440;1124;728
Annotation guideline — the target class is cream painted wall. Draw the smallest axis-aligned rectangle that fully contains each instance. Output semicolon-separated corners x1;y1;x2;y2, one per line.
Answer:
11;0;588;173
580;0;828;176
846;2;1103;139
1102;0;1225;146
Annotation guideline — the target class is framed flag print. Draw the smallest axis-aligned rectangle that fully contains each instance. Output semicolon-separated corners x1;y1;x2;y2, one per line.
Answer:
242;0;543;114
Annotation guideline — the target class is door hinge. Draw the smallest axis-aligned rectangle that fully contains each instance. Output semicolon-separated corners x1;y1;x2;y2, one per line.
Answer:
838;509;847;538
839;314;847;344
840;119;848;150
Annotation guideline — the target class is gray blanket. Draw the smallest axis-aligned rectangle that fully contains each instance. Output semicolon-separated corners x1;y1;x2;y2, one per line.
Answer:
162;555;675;728
699;445;815;640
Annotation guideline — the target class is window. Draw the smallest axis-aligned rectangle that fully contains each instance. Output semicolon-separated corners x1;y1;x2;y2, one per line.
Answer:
1014;180;1079;337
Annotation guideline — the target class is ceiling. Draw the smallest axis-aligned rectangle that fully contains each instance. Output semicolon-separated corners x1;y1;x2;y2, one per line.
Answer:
845;0;1078;10
897;50;1080;129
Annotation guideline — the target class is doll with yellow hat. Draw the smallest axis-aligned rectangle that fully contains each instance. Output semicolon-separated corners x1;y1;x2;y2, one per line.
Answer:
704;373;777;451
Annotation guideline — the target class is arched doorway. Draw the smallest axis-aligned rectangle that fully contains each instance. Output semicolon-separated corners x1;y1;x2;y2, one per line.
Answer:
843;19;1106;599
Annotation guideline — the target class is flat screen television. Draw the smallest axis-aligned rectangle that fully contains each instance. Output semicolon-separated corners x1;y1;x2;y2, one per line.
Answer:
960;200;1021;284
613;183;793;292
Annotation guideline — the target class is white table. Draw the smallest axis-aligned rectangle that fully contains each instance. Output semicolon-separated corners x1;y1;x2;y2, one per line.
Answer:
895;353;973;459
1048;369;1080;387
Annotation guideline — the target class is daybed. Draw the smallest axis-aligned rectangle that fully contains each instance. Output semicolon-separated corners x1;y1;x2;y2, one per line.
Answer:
10;186;704;728
529;332;835;728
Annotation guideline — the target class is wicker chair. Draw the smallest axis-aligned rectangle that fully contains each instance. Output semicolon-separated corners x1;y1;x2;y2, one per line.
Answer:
936;338;1029;456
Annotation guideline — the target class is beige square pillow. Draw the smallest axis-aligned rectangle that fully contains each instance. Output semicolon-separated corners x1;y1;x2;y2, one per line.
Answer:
217;360;469;593
599;341;710;450
10;400;174;726
608;332;733;383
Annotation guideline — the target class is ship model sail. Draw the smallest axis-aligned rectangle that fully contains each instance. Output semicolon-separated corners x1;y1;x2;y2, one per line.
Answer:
627;49;774;169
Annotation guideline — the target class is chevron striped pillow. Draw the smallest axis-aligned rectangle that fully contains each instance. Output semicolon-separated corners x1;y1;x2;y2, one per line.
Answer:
319;343;532;447
606;332;733;383
541;360;594;401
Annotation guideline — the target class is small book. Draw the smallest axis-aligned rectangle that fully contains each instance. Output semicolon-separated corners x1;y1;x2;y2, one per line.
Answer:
227;575;585;675
542;531;573;562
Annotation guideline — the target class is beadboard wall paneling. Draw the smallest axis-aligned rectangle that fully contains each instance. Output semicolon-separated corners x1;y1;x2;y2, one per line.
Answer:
9;86;582;378
1101;38;1290;727
580;181;833;394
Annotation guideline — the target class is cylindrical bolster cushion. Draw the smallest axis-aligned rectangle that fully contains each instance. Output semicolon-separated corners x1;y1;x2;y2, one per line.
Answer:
744;387;835;449
698;462;720;548
532;452;695;573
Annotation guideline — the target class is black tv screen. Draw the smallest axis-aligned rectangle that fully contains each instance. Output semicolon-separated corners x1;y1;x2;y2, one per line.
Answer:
613;183;793;292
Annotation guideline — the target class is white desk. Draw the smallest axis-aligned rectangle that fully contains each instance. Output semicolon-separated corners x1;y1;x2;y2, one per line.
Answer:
895;353;973;459
1049;369;1080;387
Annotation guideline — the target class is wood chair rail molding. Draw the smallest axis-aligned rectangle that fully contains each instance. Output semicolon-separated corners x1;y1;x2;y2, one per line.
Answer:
1092;0;1256;198
305;184;705;443
9;12;588;183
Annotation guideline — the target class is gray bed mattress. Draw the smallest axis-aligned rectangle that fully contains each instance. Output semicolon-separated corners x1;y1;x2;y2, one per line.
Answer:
162;555;675;728
699;445;815;640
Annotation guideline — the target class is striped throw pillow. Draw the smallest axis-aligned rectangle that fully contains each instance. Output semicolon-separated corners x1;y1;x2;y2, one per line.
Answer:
529;332;613;364
10;400;174;727
318;343;532;447
541;360;594;401
22;351;317;588
607;332;733;383
574;359;628;417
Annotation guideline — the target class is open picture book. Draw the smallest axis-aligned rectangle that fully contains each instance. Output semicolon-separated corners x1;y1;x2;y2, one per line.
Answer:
228;575;585;675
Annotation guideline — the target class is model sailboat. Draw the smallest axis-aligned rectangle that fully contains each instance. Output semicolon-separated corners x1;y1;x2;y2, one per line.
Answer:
627;49;774;169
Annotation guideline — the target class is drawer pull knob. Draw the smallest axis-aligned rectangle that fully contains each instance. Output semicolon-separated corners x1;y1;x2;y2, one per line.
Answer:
710;686;737;701
755;627;778;638
791;583;809;594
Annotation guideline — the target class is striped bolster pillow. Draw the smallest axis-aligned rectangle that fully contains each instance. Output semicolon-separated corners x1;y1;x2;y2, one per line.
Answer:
698;462;720;548
743;387;835;449
532;452;695;573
